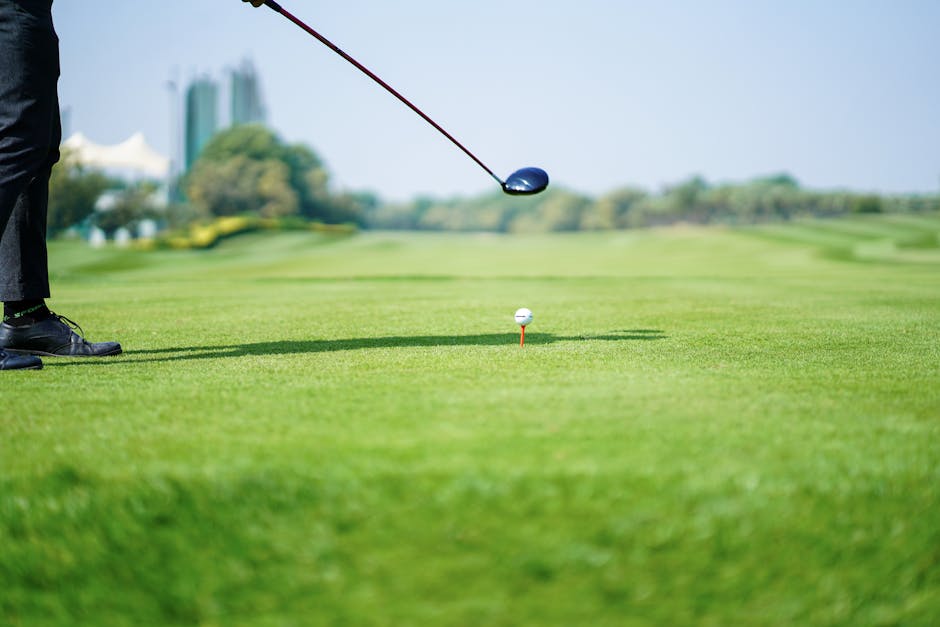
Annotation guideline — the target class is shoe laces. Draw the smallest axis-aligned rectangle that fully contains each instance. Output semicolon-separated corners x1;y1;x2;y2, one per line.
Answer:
50;312;90;344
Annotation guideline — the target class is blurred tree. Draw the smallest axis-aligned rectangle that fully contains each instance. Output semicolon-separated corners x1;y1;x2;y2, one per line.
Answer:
532;190;592;232
187;155;298;219
753;173;800;188
851;194;883;214
187;124;346;221
322;191;377;226
94;181;161;236
583;187;647;230
366;200;421;230
47;147;112;234
662;175;708;222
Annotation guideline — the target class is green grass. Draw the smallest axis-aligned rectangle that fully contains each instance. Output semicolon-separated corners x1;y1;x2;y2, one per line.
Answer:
2;214;940;626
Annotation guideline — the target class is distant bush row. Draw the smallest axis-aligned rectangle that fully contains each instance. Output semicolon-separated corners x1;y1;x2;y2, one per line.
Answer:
364;174;940;233
138;216;355;251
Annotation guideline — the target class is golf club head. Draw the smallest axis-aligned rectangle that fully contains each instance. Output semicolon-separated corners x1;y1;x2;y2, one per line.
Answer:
502;167;550;195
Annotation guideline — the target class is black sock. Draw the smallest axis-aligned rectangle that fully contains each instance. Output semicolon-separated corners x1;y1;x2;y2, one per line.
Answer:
3;300;51;327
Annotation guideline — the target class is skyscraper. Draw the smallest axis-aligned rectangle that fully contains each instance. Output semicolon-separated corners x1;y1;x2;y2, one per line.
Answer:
230;60;266;127
184;76;218;170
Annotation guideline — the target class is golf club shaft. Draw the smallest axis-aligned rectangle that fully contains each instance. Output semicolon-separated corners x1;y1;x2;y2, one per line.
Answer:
262;0;504;186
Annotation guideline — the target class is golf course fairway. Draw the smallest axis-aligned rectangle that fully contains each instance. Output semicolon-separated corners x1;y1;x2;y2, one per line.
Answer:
3;214;939;625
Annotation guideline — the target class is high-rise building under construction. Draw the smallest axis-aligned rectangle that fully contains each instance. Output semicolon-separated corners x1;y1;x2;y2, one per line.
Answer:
230;60;266;127
182;60;265;172
184;77;218;170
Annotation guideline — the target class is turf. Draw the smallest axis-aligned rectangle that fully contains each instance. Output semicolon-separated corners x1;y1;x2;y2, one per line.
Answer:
2;214;939;626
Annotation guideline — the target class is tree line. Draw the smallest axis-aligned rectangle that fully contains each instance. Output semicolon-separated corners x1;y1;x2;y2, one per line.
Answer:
366;174;939;233
48;124;939;237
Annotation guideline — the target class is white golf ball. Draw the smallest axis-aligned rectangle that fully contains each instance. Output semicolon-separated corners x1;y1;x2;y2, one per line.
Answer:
514;308;534;326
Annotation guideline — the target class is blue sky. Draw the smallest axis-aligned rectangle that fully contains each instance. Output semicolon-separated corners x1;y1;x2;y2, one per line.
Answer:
54;0;940;201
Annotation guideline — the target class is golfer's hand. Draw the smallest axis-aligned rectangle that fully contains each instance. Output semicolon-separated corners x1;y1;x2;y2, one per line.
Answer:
242;0;265;7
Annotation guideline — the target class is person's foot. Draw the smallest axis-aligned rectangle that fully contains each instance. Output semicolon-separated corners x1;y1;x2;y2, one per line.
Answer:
0;349;43;370
0;313;122;357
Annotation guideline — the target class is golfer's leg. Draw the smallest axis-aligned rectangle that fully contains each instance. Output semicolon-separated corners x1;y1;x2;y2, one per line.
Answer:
0;169;51;301
0;2;120;358
0;0;59;301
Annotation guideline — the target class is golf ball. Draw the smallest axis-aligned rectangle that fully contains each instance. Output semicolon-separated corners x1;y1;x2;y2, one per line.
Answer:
514;308;534;326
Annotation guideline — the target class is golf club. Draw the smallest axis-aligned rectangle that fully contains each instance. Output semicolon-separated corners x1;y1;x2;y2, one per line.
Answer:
258;0;549;195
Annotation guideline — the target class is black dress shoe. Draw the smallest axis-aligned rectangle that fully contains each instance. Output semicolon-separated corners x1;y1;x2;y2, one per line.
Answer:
0;314;122;357
0;349;42;370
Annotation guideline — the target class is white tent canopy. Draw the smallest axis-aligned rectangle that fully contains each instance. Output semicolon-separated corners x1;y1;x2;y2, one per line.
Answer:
63;132;170;179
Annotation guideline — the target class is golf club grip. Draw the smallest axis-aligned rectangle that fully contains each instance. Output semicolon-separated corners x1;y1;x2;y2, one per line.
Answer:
263;1;504;186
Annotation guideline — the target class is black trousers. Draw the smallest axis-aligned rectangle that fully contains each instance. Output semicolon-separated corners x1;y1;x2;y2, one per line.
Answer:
0;0;59;301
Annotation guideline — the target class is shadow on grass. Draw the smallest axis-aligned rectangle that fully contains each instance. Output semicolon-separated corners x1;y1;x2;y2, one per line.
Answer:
46;330;666;367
